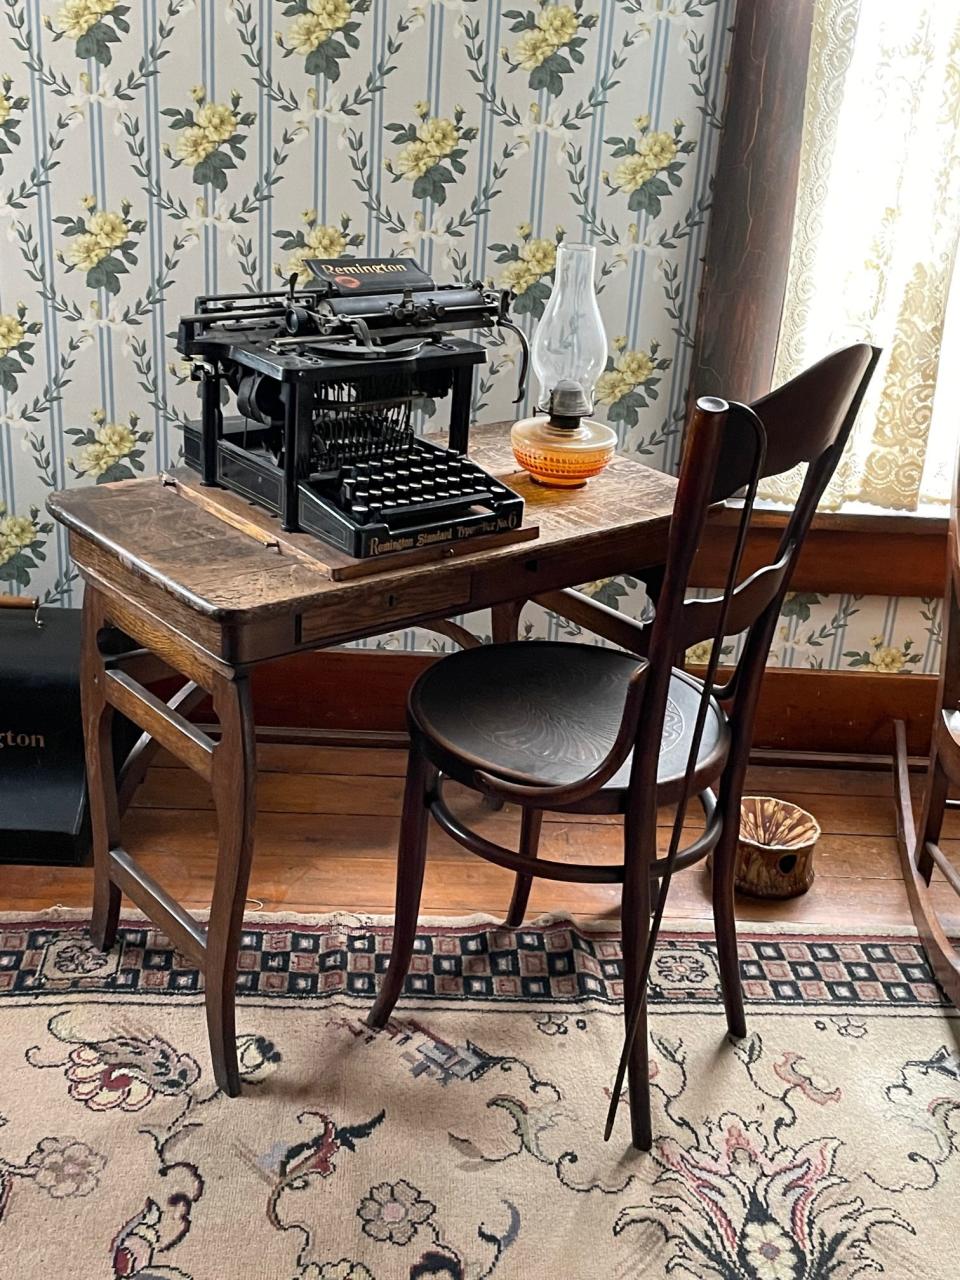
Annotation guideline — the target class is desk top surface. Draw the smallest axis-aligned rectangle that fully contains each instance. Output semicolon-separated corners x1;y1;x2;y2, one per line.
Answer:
48;424;677;623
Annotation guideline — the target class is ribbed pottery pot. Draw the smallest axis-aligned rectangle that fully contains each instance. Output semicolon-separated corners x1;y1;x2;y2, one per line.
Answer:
733;796;821;899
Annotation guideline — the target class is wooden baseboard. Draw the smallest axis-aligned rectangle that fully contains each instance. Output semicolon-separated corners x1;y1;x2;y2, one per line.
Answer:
225;649;938;759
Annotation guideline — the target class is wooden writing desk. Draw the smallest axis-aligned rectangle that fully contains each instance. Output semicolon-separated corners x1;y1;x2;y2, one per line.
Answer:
48;424;677;1094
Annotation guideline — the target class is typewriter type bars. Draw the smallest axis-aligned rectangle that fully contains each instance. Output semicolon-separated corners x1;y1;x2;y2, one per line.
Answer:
177;258;527;559
311;371;414;471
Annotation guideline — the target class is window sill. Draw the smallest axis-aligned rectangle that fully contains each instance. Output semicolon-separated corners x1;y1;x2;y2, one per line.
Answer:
694;501;948;597
721;498;948;537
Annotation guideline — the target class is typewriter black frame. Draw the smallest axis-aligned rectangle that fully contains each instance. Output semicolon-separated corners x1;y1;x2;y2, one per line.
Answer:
177;280;519;555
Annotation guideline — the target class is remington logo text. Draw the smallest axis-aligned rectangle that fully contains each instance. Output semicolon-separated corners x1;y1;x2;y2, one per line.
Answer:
315;262;404;275
0;730;45;749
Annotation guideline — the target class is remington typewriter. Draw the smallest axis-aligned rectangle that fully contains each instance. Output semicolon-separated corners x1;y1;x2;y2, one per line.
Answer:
177;257;528;559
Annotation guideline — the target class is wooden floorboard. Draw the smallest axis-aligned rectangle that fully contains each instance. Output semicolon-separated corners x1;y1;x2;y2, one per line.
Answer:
3;750;958;931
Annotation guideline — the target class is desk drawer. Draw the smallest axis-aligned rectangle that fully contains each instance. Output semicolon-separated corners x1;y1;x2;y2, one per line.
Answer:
297;576;473;647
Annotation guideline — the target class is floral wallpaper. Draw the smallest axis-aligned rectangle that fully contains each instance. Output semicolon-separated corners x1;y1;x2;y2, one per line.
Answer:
0;0;939;675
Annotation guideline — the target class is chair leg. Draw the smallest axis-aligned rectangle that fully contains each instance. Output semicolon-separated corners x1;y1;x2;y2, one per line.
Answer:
504;809;543;927
367;749;434;1028
206;672;257;1097
916;747;949;884
712;801;747;1039
82;590;122;952
620;812;653;1151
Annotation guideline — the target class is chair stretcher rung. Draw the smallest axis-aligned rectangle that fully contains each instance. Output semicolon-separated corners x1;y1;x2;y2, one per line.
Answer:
924;841;960;898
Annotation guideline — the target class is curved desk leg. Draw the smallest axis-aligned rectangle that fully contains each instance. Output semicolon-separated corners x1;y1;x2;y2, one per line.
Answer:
79;582;258;1097
491;600;524;645
82;588;122;952
207;671;257;1096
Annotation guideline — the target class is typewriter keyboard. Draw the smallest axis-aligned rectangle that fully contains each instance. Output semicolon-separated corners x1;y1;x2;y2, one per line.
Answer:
330;440;509;527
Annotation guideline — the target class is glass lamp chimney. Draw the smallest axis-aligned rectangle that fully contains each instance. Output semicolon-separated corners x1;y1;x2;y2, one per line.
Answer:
530;242;608;416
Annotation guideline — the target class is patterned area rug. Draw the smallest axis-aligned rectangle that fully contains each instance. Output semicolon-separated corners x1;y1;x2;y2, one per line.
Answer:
0;912;957;1280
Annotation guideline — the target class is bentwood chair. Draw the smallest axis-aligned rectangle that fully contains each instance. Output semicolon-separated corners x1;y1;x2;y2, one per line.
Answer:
894;433;960;1007
368;345;879;1150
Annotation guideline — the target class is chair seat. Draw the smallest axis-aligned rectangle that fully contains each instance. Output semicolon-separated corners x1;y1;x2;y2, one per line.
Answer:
409;641;729;811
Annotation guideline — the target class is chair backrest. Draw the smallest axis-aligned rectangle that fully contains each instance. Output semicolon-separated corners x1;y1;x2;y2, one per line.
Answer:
627;344;880;799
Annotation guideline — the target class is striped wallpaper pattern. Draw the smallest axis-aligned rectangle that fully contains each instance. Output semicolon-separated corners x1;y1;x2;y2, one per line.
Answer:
0;0;939;673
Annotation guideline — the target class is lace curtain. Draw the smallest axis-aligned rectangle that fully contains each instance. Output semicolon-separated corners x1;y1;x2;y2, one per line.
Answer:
763;0;960;511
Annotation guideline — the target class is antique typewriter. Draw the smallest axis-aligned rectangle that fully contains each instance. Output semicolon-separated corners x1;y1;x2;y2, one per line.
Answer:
177;258;528;559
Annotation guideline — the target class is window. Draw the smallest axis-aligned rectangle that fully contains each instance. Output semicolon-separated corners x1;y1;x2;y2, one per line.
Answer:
764;0;960;513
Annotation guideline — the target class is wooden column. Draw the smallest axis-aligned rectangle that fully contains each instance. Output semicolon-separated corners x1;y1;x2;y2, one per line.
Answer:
689;0;817;405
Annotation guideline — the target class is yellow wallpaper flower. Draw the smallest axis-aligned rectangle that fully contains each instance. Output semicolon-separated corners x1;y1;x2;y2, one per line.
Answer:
393;139;435;180
844;634;923;674
67;411;151;484
594;339;670;427
289;14;335;54
536;5;579;45
176;126;217;166
52;0;123;65
869;645;907;673
613;132;678;193
273;211;364;281
417;117;459;158
56;199;142;293
491;231;561;316
87;210;127;250
0;302;40;395
279;0;366;80
603;120;695;217
310;0;352;24
0;499;49;586
66;233;107;272
0;508;37;563
0;314;26;355
164;91;254;191
520;237;557;275
196;103;237;144
499;239;556;295
514;28;557;72
384;104;477;206
286;225;348;276
596;348;655;403
503;2;596;95
56;0;104;40
0;93;10;126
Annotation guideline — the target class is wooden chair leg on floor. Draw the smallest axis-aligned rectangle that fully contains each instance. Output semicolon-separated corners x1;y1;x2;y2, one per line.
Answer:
367;750;434;1028
504;809;543;927
620;810;653;1151
711;791;747;1040
916;747;949;885
82;589;122;953
205;671;257;1096
893;720;960;1005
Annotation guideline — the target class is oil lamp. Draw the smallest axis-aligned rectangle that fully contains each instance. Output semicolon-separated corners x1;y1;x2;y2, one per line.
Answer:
511;242;616;487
